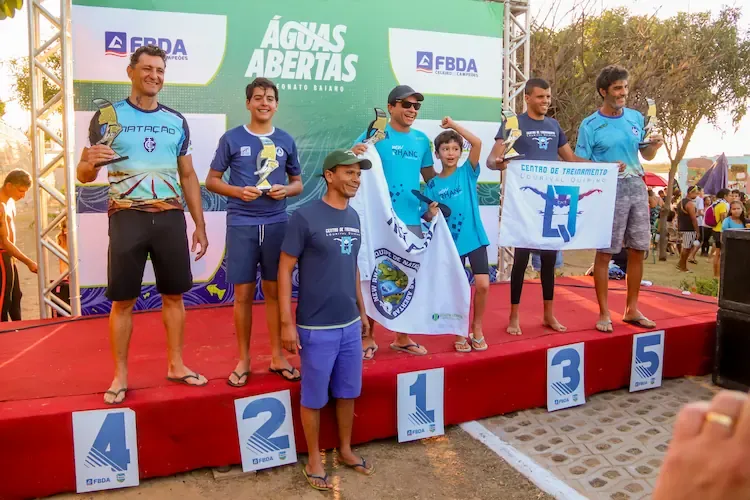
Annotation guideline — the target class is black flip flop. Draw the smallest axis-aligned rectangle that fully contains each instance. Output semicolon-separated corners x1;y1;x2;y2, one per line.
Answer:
303;468;333;491
344;457;374;476
411;190;452;217
227;371;250;388
269;367;301;382
167;373;208;387
104;387;127;405
362;345;378;360
623;317;657;329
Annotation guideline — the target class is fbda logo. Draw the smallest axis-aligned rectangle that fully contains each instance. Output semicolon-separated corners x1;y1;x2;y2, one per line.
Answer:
105;31;188;60
416;51;478;77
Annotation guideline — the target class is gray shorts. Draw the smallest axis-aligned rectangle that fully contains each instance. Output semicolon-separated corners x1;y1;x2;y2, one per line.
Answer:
600;176;650;254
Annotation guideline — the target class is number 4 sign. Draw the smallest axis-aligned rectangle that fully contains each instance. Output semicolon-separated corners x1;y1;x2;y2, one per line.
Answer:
397;368;445;443
234;390;298;473
630;331;665;392
72;408;139;493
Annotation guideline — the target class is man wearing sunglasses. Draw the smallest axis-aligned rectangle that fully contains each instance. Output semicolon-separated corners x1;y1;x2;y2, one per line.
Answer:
351;85;437;358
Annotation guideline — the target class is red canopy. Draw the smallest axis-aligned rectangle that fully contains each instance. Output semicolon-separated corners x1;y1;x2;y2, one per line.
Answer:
644;172;667;187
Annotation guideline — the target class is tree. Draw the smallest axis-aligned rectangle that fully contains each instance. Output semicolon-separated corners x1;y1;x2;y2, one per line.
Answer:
0;0;23;20
8;52;62;112
529;6;750;260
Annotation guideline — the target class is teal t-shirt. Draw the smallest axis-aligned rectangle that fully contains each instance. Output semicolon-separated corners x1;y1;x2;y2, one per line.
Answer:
575;108;645;179
88;98;191;205
355;123;433;226
423;160;489;256
722;217;745;230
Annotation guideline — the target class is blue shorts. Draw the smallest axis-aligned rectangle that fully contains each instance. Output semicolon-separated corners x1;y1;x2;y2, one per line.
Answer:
298;320;363;409
226;222;287;284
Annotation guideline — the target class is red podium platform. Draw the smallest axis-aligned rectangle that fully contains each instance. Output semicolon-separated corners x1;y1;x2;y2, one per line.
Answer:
0;277;716;499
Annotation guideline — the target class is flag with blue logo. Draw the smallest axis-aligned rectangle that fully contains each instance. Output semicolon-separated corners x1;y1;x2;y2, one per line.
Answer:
498;159;619;250
350;148;470;336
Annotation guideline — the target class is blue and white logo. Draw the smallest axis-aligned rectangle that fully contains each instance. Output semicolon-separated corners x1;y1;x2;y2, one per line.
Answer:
143;137;156;153
73;409;139;493
240;146;252;157
521;184;602;243
104;31;188;61
547;343;585;411
630;331;665;392
533;136;551;150
335;236;357;255
234;390;297;473
275;146;284;158
398;368;445;443
632;126;640;136
371;248;418;319
415;50;478;77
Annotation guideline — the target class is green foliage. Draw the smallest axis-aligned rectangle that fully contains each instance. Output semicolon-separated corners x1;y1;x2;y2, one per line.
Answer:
679;276;719;297
376;261;408;289
8;53;62;112
0;0;23;20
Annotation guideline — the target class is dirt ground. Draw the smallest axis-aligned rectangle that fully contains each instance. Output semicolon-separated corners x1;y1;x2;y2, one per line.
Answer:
49;427;553;500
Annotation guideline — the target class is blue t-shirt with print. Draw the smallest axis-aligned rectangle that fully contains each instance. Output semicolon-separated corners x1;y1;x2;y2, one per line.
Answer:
423;160;489;256
210;125;301;225
494;113;568;161
355;124;433;226
281;199;362;329
87;98;190;205
575;108;645;178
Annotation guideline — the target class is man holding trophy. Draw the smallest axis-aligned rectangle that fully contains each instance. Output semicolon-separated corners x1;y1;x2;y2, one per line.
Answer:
575;65;664;333
206;78;303;386
76;45;209;404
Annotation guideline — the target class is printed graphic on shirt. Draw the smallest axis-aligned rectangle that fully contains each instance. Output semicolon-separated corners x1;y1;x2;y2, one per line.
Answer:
325;226;361;255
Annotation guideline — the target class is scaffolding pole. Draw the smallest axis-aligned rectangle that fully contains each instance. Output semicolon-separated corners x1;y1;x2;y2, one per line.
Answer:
27;0;80;317
498;0;531;281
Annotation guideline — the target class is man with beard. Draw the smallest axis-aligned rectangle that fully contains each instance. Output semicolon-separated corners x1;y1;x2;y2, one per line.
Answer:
351;85;436;358
575;65;664;333
206;77;303;386
77;45;209;404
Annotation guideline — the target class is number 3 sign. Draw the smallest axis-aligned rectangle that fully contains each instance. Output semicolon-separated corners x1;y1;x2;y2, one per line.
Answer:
234;390;298;472
72;408;139;493
547;342;586;412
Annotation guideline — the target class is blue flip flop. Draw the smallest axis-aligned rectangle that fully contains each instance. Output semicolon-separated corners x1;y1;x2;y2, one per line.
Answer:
303;467;333;491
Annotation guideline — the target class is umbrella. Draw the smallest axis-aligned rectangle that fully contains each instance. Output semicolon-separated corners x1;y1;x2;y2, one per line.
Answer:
697;153;728;195
644;172;667;187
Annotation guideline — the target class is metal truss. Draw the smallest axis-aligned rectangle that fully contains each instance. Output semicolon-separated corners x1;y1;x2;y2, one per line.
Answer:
497;0;531;281
27;0;80;317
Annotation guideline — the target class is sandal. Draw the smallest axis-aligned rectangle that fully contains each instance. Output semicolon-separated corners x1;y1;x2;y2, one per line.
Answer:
470;334;488;351
344;457;374;476
167;373;208;387
454;338;472;353
269;367;301;382
362;345;378;360
103;388;127;405
303;468;333;491
623;316;657;329
227;371;250;388
596;320;614;333
389;343;427;356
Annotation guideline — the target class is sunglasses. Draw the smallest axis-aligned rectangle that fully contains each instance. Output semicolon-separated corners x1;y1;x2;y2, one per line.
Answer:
396;100;422;110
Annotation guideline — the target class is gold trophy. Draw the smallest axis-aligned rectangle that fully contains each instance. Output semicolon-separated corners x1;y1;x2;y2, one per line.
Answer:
254;136;280;192
92;98;129;167
501;109;524;160
639;98;658;148
364;108;388;145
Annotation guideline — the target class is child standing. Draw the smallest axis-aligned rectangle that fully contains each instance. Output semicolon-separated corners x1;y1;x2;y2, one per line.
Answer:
423;117;489;353
722;200;748;230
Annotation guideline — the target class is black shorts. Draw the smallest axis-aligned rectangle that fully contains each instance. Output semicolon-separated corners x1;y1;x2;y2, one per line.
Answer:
461;246;489;276
107;209;193;302
0;251;21;321
711;230;723;249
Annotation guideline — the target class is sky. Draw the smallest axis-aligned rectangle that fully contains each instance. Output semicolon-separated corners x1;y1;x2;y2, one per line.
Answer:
1;0;749;162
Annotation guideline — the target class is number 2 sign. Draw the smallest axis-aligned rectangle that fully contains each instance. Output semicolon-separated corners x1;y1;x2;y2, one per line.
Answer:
234;390;297;472
397;368;445;443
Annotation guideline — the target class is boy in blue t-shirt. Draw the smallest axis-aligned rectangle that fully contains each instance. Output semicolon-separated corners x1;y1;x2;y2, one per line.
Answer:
422;117;489;353
206;78;303;387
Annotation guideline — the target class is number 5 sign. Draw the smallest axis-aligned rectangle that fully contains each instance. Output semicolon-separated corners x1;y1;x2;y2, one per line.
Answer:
397;368;445;443
234;390;297;472
72;408;139;493
547;342;585;412
630;331;665;392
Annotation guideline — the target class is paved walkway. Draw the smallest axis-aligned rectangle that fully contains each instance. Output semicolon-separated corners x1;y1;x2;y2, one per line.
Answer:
478;376;717;499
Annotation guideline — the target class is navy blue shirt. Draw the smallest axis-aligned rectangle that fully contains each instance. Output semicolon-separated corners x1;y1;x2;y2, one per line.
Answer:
281;199;362;329
210;125;301;225
495;113;568;161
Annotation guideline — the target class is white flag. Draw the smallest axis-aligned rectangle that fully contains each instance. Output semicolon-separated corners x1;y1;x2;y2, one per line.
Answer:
350;147;470;336
498;159;619;250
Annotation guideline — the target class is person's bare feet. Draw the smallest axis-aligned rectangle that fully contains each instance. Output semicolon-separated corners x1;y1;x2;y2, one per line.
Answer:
595;314;614;333
228;359;251;386
103;377;128;404
167;365;208;386
543;315;567;332
507;315;522;335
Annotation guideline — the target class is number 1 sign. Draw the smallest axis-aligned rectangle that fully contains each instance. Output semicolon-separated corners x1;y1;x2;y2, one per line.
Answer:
397;368;445;443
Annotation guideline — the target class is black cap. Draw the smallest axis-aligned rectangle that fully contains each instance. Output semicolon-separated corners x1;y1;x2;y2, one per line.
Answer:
322;149;372;173
388;85;424;105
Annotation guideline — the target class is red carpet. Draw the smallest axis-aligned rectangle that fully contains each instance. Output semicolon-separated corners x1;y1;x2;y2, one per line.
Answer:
0;277;716;499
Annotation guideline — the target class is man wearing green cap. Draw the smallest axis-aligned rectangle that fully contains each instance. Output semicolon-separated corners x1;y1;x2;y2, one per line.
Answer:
278;149;374;491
